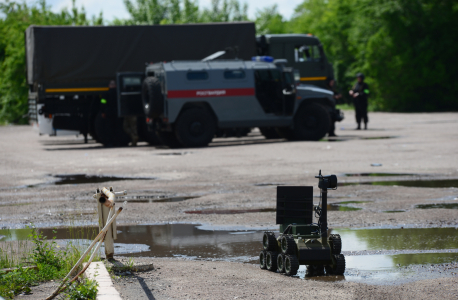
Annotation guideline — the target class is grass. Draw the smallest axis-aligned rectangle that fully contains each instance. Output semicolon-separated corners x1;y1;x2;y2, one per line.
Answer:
0;226;99;299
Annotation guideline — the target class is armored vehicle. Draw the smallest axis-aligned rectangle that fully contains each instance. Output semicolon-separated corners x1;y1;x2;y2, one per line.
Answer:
136;57;341;148
259;171;345;277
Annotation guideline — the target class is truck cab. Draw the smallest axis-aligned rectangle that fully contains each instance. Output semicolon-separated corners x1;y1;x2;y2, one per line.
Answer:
257;34;334;89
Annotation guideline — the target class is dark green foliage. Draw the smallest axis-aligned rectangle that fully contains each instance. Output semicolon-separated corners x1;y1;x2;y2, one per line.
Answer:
0;0;103;125
290;0;458;111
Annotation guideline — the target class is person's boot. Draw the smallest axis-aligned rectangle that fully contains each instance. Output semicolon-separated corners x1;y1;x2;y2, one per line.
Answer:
364;123;368;130
131;136;138;146
356;123;361;130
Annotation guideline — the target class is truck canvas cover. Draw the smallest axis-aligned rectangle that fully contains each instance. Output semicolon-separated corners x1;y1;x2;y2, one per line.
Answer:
25;22;256;86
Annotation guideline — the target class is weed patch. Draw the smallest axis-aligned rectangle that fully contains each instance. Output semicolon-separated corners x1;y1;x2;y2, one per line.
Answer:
0;227;99;299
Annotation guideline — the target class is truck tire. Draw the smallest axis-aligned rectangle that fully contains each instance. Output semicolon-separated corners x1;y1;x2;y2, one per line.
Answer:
260;127;281;139
293;103;331;141
174;107;216;148
156;131;183;148
142;77;163;118
94;113;130;147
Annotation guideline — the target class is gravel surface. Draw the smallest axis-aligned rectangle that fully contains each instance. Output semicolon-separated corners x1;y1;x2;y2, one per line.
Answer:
1;111;458;299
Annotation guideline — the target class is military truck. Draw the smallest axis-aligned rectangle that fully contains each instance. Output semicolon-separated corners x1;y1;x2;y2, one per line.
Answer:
259;171;345;277
132;57;339;148
26;22;341;146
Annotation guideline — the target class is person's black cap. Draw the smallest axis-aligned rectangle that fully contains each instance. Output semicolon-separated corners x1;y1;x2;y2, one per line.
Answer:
356;72;365;79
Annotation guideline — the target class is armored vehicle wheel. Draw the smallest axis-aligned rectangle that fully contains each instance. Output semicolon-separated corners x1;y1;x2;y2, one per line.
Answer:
94;112;130;147
277;253;285;273
293;103;331;141
306;265;325;277
262;232;277;251
266;251;278;272
281;235;296;255
284;255;299;276
142;77;164;118
260;127;281;139
325;254;346;275
259;251;267;269
175;107;216;148
329;234;342;255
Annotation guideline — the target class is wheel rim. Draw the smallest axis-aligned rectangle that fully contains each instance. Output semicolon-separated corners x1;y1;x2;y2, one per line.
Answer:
263;235;268;249
259;252;265;267
281;236;286;253
304;115;318;128
277;255;283;270
285;256;291;273
266;253;272;269
189;121;204;136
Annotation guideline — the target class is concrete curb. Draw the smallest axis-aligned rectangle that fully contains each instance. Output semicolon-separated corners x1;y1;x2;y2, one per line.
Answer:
83;262;121;300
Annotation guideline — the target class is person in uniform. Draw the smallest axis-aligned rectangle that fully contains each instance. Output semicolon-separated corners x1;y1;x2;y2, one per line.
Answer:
123;116;138;146
327;78;342;136
349;73;369;130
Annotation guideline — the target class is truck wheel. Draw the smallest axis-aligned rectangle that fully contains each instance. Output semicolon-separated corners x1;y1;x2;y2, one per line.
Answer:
260;127;281;139
281;235;296;255
262;232;277;251
259;251;267;269
142;77;163;118
94;112;130;147
266;251;278;271
329;234;342;255
293;103;331;141
175;107;216;148
156;131;183;148
284;255;299;276
325;254;346;275
277;253;285;273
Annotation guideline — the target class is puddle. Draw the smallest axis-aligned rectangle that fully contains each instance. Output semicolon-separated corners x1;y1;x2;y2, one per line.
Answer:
155;152;192;156
185;208;275;214
339;179;458;188
254;183;286;186
361;136;396;140
343;173;417;177
1;225;458;283
384;210;406;213
331;227;458;251
52;174;155;185
120;196;197;203
327;203;362;211
416;203;458;209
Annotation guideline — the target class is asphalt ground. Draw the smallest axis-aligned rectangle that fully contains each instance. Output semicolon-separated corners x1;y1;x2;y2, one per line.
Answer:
2;110;458;299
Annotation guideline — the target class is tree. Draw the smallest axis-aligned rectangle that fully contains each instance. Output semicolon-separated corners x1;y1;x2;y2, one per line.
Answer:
255;5;287;34
0;0;103;124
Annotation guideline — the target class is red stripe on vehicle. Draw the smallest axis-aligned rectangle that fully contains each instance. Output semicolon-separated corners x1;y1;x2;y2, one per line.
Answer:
167;88;255;98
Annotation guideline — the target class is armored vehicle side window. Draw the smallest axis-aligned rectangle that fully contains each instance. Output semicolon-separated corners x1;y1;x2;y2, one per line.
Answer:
294;45;321;63
224;70;245;79
187;71;209;80
122;76;142;92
